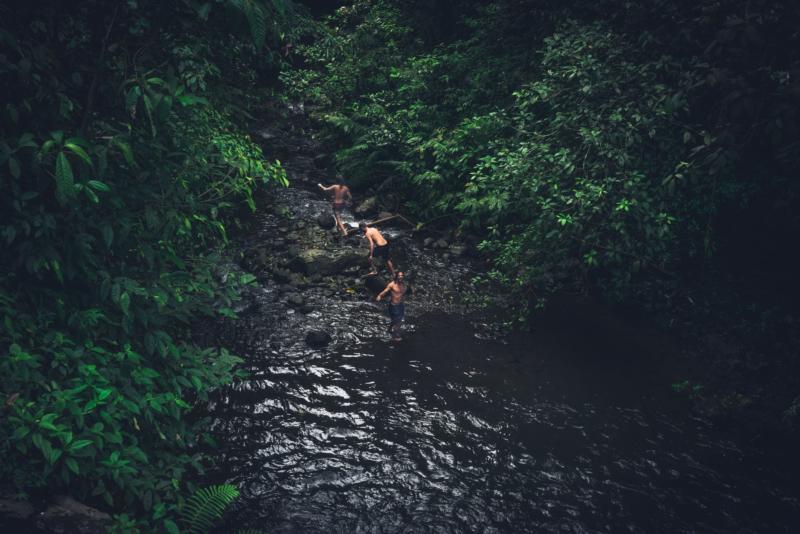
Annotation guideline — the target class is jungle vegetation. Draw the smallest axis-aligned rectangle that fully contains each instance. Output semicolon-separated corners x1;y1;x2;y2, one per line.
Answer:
2;0;800;530
0;0;293;531
286;0;800;315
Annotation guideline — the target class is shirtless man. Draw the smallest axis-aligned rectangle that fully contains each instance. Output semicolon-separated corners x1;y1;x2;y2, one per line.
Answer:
376;271;408;341
359;222;395;276
317;175;352;235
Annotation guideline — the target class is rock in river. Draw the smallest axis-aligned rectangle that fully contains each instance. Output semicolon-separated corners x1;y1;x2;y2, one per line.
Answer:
305;330;331;348
287;293;305;307
288;248;368;276
36;495;112;534
354;196;379;216
364;275;388;294
316;212;336;229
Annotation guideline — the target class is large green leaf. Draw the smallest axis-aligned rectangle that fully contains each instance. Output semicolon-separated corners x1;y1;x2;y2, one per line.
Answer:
54;152;74;202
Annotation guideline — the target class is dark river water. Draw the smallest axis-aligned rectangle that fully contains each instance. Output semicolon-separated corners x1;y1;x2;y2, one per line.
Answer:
206;120;800;533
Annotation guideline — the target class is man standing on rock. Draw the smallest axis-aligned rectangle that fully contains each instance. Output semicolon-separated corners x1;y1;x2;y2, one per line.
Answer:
359;222;395;276
317;175;352;235
376;271;409;341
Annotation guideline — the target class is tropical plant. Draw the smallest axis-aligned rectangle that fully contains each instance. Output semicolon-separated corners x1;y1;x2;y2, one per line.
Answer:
0;0;292;529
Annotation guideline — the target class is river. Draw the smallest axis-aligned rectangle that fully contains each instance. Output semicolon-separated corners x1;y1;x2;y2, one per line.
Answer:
204;112;800;533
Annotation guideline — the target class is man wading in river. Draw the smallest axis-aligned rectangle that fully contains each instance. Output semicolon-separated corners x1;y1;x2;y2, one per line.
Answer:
376;271;409;341
317;175;352;235
359;222;395;276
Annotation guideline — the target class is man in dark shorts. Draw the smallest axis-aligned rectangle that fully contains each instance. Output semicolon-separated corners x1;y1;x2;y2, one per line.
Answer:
376;271;408;341
317;175;352;235
359;222;395;276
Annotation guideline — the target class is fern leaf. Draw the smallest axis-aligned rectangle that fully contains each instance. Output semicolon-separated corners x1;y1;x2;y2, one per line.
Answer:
179;484;240;534
270;0;285;18
229;0;267;50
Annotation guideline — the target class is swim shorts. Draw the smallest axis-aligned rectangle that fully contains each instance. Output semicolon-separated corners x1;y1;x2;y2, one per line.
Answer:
388;302;405;323
374;243;391;259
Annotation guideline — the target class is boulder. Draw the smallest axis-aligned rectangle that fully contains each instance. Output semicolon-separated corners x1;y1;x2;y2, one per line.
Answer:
271;268;292;284
450;245;467;257
288;248;368;276
287;293;304;307
300;304;315;314
288;273;307;288
241;247;270;271
305;330;331;348
354;196;379;216
364;275;388;294
36;496;112;534
423;237;435;248
0;496;34;521
434;239;449;250
313;153;331;169
316;212;335;229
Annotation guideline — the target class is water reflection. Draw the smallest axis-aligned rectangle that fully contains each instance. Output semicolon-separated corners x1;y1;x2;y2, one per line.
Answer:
208;183;799;533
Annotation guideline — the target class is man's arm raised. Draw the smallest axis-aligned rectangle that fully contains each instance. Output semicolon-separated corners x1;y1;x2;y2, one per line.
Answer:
376;282;393;301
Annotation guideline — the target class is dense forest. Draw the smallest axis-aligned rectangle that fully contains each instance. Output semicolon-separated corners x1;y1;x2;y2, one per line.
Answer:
0;1;293;531
291;0;800;309
2;0;799;531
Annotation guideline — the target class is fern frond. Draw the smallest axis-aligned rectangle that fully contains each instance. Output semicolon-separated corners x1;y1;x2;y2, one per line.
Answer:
228;0;268;50
179;484;240;534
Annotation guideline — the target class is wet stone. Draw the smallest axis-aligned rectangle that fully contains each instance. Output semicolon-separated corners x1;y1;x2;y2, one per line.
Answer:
317;213;336;229
434;239;449;250
423;237;435;248
36;496;112;534
305;330;331;348
450;245;467;257
272;268;292;284
354;196;379;216
287;294;304;307
314;153;331;168
0;496;34;521
365;275;388;294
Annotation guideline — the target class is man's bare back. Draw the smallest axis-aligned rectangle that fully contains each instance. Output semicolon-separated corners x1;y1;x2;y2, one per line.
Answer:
331;184;350;204
364;226;388;247
360;222;394;276
318;179;352;235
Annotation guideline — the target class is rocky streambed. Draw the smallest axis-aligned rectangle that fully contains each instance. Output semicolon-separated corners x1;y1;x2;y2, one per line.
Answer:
201;110;800;533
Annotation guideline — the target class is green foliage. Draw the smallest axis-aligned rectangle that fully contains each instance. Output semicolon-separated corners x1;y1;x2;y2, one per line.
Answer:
0;0;291;529
179;484;240;534
285;0;800;315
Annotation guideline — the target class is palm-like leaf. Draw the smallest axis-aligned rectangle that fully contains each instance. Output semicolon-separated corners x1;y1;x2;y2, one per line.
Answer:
179;484;240;534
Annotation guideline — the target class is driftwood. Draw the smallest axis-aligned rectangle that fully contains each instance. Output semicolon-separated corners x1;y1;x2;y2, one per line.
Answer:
344;213;416;235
